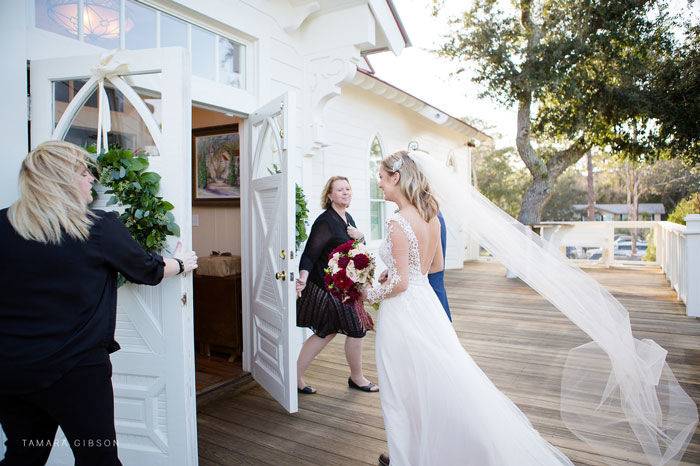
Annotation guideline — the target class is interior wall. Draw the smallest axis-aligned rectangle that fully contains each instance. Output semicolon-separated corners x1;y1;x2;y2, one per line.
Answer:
192;107;242;258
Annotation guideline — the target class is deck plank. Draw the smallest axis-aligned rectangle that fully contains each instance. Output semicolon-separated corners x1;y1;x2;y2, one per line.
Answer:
198;262;700;465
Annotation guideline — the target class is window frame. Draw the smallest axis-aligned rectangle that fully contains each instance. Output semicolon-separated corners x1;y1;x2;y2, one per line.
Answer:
368;134;386;243
32;0;251;91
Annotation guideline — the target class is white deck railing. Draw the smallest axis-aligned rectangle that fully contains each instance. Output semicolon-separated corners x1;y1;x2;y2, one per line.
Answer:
533;215;700;317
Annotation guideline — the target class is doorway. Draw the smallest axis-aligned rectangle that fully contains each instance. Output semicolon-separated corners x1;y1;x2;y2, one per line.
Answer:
191;105;250;395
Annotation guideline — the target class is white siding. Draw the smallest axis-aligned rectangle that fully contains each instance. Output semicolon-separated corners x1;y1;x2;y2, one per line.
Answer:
315;84;472;270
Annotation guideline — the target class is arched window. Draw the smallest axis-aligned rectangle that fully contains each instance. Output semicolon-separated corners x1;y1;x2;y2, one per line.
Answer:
369;135;385;240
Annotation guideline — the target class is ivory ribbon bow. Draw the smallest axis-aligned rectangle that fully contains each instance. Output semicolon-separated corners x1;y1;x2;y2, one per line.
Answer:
91;51;129;154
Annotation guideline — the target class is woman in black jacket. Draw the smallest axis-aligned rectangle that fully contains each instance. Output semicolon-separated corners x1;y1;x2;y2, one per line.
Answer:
295;176;378;395
0;141;197;466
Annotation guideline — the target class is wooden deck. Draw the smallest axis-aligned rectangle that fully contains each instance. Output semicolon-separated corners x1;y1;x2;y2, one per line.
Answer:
197;261;700;466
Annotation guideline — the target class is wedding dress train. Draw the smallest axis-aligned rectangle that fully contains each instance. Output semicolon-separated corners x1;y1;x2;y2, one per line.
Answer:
371;213;574;466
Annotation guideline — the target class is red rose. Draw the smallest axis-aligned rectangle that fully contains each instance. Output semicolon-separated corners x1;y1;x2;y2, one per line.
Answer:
334;271;356;292
338;255;350;268
335;240;354;254
352;254;369;270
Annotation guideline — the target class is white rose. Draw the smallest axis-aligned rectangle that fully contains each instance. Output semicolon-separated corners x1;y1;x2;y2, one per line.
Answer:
345;262;360;282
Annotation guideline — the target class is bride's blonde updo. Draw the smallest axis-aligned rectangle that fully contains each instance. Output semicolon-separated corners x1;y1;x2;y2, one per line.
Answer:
381;150;439;222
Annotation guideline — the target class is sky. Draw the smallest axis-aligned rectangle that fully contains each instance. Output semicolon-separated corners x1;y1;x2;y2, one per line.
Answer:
369;0;515;148
369;0;700;150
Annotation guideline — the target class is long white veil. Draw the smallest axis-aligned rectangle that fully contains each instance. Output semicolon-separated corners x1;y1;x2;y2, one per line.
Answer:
408;149;698;465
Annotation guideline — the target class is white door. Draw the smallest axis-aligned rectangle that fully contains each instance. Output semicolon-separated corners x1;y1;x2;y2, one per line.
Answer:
242;93;299;413
28;48;197;466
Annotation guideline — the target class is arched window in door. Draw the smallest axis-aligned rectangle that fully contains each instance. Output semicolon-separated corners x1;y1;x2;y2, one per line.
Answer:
369;135;385;241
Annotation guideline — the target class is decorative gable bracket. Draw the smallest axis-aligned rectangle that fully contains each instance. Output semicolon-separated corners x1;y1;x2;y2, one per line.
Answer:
303;49;360;157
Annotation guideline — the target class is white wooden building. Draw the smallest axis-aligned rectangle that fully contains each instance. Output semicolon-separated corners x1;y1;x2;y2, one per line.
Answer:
0;1;491;464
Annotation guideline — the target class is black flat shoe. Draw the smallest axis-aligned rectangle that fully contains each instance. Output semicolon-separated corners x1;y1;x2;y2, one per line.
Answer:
348;377;379;392
378;453;390;466
297;386;317;394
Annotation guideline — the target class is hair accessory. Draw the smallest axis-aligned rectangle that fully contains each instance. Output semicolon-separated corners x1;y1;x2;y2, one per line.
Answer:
391;157;404;172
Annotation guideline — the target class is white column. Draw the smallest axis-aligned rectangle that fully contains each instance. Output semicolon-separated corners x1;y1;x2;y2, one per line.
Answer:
685;214;700;317
0;0;28;208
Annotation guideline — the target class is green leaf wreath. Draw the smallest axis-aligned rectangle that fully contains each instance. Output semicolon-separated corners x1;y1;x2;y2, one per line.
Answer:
295;183;309;251
88;146;180;285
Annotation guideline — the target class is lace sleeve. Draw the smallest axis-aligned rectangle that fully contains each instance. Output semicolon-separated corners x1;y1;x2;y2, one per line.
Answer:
367;220;410;303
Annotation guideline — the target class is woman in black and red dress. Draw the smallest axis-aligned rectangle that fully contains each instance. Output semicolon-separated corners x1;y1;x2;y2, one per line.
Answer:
295;176;378;395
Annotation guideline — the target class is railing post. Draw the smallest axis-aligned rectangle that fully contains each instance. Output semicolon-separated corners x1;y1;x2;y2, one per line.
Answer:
685;214;700;317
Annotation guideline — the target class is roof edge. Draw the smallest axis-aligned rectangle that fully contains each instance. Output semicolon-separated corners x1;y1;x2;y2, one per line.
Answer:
351;69;493;144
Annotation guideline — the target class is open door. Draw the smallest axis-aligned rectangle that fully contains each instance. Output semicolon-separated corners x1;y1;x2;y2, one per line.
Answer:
242;93;299;413
28;48;197;466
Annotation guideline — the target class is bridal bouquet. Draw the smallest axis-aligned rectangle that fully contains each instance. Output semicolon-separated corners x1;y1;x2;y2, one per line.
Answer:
324;239;376;330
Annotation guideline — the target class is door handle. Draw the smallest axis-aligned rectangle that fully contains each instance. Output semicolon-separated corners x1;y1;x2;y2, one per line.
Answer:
275;271;286;281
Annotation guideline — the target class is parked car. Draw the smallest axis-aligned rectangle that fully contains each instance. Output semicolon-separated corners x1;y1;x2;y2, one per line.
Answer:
614;240;647;258
586;248;604;260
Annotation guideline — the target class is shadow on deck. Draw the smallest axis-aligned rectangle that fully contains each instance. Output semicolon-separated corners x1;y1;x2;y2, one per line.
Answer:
197;261;700;466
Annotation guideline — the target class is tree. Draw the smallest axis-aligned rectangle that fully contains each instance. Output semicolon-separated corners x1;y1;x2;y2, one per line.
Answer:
639;160;700;211
586;150;595;221
593;157;700;215
647;25;700;164
668;193;700;225
434;0;683;224
541;167;587;221
473;147;529;217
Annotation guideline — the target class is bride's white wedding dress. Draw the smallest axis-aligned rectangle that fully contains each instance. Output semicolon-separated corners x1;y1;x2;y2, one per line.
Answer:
369;212;573;466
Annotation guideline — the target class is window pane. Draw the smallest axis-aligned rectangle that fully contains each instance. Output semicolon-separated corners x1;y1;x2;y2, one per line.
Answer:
369;161;382;198
191;26;216;80
36;0;79;39
218;37;244;88
125;0;156;50
83;0;122;49
253;122;282;179
160;12;187;48
54;78;160;157
370;201;384;241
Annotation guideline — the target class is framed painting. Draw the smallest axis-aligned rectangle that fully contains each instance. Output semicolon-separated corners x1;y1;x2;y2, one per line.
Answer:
192;124;240;206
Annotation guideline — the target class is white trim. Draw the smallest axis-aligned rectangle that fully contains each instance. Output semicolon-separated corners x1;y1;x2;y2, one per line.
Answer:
120;0;126;49
30;0;255;95
367;0;406;54
350;71;492;143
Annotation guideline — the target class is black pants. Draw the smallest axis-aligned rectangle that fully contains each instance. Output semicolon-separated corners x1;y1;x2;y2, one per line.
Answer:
0;361;121;466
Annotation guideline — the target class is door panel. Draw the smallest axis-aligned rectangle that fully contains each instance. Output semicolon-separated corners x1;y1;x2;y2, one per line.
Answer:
243;93;298;413
28;48;196;466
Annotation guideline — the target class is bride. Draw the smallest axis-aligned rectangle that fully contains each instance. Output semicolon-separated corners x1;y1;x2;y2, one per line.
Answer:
364;149;697;466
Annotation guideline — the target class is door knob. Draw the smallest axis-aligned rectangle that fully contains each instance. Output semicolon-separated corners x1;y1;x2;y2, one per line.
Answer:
275;271;286;281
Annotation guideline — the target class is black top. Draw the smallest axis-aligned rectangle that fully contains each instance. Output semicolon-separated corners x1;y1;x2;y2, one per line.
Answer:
0;208;165;395
299;208;357;288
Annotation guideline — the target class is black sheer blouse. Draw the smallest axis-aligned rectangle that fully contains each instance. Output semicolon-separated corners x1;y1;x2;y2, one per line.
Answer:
0;208;165;395
299;208;357;288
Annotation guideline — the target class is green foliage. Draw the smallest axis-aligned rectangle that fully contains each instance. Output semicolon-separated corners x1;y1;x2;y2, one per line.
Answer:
436;0;683;153
89;146;180;253
267;163;282;175
647;25;700;164
295;183;309;251
197;151;207;188
668;193;700;225
474;147;529;217
541;168;587;221
591;157;700;215
644;230;656;262
434;0;697;220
